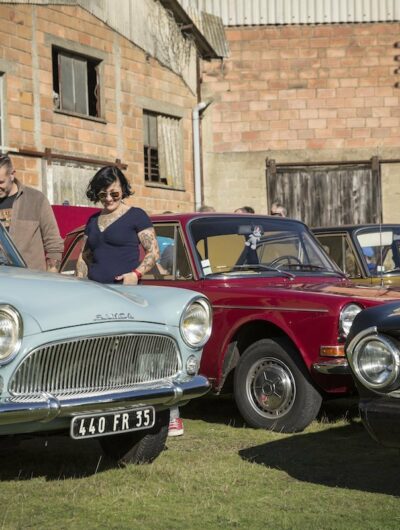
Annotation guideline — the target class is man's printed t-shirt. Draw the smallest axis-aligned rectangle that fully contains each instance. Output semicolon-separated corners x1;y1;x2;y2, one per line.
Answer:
0;193;17;230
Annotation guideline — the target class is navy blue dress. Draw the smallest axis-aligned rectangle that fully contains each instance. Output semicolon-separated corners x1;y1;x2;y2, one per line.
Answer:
85;207;152;284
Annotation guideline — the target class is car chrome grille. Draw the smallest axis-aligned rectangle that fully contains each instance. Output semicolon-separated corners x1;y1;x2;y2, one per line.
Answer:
9;334;180;399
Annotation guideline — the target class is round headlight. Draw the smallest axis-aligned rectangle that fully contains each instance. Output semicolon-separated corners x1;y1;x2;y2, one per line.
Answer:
180;297;212;348
0;305;22;363
339;303;363;337
352;335;400;390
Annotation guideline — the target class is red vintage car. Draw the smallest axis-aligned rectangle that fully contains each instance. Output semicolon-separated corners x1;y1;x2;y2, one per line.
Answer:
60;213;400;433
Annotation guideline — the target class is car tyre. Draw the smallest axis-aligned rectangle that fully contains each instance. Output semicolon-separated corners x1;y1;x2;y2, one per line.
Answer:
99;409;169;465
234;338;322;433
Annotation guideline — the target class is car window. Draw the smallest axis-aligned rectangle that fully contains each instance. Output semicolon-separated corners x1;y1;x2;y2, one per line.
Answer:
0;223;26;267
144;224;193;281
356;230;399;275
315;234;362;277
190;217;338;276
60;234;85;275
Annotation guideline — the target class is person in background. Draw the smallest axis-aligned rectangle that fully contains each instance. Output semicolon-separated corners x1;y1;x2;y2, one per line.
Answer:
235;206;255;214
270;201;287;217
197;205;216;212
0;154;63;271
363;246;376;273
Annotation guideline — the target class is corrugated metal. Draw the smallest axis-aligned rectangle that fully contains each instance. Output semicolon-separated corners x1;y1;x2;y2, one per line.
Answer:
180;0;400;25
201;11;229;57
0;1;77;4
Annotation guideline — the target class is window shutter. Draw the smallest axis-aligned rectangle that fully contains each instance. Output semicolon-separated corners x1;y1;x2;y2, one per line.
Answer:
73;56;89;115
59;54;75;112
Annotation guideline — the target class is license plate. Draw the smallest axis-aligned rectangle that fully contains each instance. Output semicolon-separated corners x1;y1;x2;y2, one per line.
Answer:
70;406;155;439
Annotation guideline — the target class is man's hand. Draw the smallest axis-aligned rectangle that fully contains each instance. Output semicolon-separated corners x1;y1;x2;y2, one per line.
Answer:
46;258;60;273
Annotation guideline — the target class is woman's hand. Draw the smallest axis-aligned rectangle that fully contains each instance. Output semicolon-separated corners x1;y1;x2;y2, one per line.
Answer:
115;271;139;285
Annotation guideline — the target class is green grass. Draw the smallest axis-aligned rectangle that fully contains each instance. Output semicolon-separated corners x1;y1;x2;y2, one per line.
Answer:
0;396;399;530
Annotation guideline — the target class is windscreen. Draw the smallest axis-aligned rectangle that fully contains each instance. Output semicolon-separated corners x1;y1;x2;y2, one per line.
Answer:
189;217;338;276
356;227;400;275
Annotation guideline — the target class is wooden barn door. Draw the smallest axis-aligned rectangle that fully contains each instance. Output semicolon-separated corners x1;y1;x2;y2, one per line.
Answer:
266;160;381;227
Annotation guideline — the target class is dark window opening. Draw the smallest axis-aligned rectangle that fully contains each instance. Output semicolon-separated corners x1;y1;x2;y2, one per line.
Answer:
52;47;101;118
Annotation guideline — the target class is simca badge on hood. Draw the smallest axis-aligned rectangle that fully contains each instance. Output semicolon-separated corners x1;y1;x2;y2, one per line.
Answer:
94;313;135;322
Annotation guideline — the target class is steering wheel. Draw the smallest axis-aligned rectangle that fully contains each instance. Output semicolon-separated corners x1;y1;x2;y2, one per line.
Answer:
269;255;302;268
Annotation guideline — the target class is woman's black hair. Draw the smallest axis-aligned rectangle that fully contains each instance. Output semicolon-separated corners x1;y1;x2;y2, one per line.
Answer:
86;166;133;203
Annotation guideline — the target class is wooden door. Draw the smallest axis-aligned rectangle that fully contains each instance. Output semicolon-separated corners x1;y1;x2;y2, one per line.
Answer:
267;163;381;227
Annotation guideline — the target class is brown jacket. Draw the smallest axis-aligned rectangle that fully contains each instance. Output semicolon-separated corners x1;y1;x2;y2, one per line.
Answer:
9;179;64;270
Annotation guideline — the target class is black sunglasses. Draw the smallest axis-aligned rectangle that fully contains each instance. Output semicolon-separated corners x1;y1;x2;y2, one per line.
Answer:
97;191;122;201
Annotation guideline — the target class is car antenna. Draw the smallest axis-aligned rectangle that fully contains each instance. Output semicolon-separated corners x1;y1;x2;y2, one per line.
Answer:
375;154;384;288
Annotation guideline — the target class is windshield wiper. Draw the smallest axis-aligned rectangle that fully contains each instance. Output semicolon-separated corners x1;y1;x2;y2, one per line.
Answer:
380;267;400;274
281;263;348;278
231;264;295;279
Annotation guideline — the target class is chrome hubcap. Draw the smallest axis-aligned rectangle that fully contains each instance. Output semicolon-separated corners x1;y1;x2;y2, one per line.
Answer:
246;357;296;418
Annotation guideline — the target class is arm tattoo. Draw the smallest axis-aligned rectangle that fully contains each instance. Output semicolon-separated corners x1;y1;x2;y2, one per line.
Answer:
138;228;160;274
76;236;91;278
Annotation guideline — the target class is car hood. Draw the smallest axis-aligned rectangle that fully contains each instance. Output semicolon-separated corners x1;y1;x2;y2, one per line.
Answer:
0;267;198;332
290;281;400;301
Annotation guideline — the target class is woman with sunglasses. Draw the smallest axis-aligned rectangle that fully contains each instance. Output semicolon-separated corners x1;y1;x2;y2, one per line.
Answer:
76;166;159;284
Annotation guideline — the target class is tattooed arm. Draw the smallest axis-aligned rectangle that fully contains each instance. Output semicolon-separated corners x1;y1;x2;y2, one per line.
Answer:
115;227;160;285
136;227;160;275
75;236;92;278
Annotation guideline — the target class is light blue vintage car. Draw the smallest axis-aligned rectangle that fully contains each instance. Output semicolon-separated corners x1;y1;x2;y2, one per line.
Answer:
0;224;211;464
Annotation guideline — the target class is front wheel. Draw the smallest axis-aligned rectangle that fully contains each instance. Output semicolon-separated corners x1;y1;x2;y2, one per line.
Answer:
99;409;169;465
234;338;322;433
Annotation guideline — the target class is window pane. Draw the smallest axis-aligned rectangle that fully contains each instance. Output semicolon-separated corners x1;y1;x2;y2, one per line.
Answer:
73;56;88;115
143;225;192;281
59;54;75;112
60;234;85;275
49;162;99;206
143;113;149;145
148;114;157;148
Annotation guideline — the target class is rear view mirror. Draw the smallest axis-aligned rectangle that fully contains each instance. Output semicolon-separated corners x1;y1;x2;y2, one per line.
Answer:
238;225;253;235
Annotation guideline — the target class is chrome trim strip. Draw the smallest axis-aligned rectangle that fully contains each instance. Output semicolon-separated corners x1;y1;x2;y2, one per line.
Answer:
312;359;350;375
0;376;210;426
212;304;329;313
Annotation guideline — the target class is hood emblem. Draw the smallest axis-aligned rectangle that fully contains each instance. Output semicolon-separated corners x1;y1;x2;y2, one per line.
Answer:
94;312;135;322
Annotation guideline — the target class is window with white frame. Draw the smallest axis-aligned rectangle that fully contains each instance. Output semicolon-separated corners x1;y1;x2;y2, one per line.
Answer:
143;110;183;188
52;47;101;118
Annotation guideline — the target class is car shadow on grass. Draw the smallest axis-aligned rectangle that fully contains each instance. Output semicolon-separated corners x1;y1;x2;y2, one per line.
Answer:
181;394;247;427
0;435;115;481
239;422;400;497
181;394;360;429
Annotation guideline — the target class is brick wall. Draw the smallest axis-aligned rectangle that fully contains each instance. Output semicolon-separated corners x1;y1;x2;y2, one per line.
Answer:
0;4;196;213
200;22;400;214
202;23;400;153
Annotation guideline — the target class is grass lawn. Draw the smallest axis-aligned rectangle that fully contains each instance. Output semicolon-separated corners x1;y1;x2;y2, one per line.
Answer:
0;396;399;530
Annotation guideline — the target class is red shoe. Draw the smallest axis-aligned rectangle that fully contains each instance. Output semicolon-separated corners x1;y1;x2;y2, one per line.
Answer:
168;417;184;437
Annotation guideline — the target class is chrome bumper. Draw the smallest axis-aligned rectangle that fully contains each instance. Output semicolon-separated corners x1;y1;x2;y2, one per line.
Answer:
312;358;350;375
0;376;210;427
